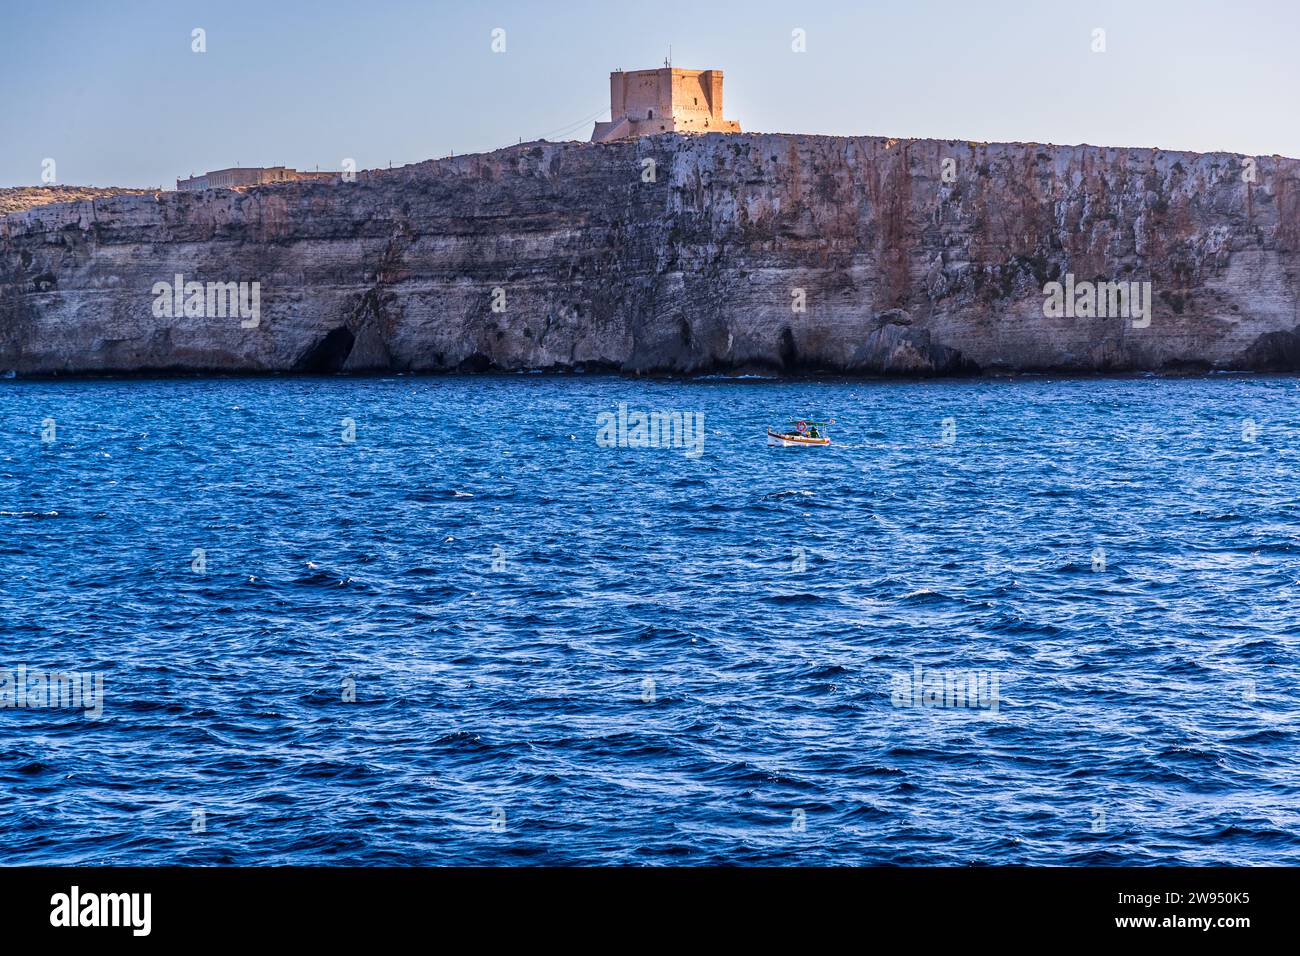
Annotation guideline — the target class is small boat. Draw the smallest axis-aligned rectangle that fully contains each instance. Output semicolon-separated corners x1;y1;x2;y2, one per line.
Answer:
767;419;833;446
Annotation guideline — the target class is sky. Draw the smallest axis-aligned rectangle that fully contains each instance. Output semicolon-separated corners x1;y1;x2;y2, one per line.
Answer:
1;0;1297;188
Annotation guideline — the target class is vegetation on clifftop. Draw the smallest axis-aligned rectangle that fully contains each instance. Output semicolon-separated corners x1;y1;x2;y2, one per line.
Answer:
0;186;154;217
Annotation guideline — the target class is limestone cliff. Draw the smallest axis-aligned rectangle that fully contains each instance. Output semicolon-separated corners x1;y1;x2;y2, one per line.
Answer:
0;186;154;218
2;133;1298;375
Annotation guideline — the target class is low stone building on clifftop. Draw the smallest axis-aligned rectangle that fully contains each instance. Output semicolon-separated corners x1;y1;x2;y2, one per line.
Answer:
591;67;740;143
176;166;335;191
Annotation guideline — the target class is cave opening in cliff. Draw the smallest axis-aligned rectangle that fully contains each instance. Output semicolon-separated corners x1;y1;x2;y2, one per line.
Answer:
294;326;355;373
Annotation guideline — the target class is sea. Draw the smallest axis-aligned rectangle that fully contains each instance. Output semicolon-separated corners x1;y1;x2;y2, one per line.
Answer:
1;373;1298;865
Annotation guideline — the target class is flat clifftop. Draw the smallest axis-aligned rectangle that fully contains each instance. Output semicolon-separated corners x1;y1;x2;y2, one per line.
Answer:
2;132;1299;376
0;185;155;218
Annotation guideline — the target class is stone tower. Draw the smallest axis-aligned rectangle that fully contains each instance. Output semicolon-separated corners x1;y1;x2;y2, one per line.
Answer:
591;68;741;143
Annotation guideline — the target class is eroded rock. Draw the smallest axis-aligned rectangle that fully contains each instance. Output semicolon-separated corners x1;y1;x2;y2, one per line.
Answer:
1;134;1297;375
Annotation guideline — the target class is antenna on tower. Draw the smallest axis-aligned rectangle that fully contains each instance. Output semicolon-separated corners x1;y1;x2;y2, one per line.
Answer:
665;45;671;68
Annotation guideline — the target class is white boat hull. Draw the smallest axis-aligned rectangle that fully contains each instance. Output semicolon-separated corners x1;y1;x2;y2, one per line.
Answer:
767;430;830;446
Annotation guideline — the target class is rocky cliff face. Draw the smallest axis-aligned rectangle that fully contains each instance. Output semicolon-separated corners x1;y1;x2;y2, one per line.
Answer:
2;133;1298;375
0;186;154;218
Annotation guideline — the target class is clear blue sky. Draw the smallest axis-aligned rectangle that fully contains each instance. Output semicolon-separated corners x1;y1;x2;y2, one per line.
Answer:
2;0;1296;187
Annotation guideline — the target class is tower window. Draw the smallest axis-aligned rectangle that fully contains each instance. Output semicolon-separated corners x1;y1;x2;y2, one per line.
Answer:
648;109;653;119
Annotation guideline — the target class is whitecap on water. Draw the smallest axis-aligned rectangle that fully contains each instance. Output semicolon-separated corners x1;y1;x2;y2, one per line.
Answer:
762;489;815;500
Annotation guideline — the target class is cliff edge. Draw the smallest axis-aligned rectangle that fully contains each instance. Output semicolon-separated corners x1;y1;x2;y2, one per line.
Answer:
2;133;1298;375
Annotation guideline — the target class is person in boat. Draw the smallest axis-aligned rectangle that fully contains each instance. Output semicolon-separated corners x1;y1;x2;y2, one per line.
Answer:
807;425;820;439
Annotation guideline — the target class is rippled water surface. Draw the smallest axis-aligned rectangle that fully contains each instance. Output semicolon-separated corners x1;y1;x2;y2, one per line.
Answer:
2;374;1298;865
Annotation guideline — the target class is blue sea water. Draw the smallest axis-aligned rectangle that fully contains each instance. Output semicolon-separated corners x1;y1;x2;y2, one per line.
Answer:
1;374;1298;866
